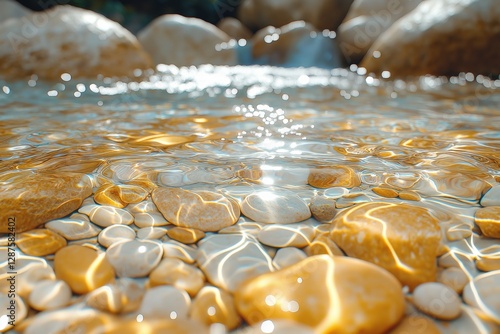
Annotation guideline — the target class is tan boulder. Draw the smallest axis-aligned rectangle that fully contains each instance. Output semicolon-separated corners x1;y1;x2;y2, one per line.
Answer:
0;172;92;233
337;0;423;63
237;0;354;31
360;0;500;77
0;0;30;22
235;255;405;333
0;5;152;80
217;17;252;40
331;202;442;289
138;14;236;66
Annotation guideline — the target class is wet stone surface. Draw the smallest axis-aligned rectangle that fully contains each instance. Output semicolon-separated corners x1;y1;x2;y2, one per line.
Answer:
1;66;500;333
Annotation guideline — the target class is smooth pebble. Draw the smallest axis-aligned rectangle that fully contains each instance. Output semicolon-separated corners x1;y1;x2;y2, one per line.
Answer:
28;279;72;311
106;239;163;277
412;282;462;320
138;285;191;320
97;224;136;248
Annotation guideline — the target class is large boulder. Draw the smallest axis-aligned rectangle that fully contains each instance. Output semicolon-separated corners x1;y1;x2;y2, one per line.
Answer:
0;5;152;80
360;0;500;77
138;14;237;66
337;0;423;63
0;0;31;23
251;21;345;68
217;17;252;40
237;0;354;32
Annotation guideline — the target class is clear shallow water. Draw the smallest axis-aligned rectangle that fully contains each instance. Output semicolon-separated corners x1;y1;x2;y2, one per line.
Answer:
1;66;500;332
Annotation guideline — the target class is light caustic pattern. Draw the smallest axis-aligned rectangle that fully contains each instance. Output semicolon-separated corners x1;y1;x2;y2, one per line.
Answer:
1;66;500;333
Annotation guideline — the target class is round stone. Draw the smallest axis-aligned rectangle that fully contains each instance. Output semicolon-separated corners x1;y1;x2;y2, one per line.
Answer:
0;294;27;332
138;285;191;320
235;255;405;333
86;283;125;314
54;245;115;294
28;279;72;311
98;224;136;248
412;282;462;320
16;229;67;256
476;256;500;272
272;247;308;270
161;240;197;264
197;234;274;292
398;190;421;201
106;239;163;278
388;315;441;334
127;199;159;213
372;187;399;198
463;271;500;323
437;267;470;294
45;218;101;240
133;212;170;228
136;227;168;240
257;222;315;248
79;205;134;228
309;196;337;222
152;188;240;232
166;227;205;244
241;189;311;224
308;166;360;188
331;202;441;289
1;261;55;298
475;206;500;238
149;258;205;297
189;286;241;330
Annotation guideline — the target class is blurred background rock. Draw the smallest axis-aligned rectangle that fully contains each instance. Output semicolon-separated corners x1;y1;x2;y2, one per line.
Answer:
15;0;242;33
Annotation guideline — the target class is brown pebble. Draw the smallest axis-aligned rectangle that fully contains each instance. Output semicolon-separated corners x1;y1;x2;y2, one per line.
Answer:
16;229;67;256
398;190;421;201
309;196;337;222
94;184;126;208
308;166;360;188
166;226;205;244
475;206;500;238
476;256;500;272
372;187;399;198
388;315;441;334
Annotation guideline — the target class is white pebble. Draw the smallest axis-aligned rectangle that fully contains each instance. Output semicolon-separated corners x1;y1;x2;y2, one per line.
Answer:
106;239;163;277
413;282;462;320
28;279;72;311
139;285;191;319
272;247;307;270
98;224;136;248
80;205;133;227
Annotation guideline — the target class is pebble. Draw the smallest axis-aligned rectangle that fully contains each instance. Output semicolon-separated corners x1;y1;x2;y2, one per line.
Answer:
79;205;134;227
480;185;500;206
16;229;67;256
138;285;191;320
152;187;240;231
476;256;500;272
94;184;127;208
127;199;159;213
331;202;441;289
257;222;315;248
166;226;205;244
235;255;405;333
149;258;205;297
97;224;136;248
241;189;311;224
197;234;274;292
272;247;308;270
106;239;163;277
463;271;500;323
309;196;337;222
162;240;198;264
45;218;101;240
304;233;345;257
437;267;470;294
136;227;168;240
398;190;421;201
2;261;55;298
133;212;170;228
189;286;241;330
0;294;27;332
54;245;115;294
372;186;399;198
218;220;265;236
86;283;125;314
217;17;252;40
474;206;500;238
0;172;92;233
412;282;462;320
308;166;361;188
388;315;441;334
28;279;72;311
23;308;114;334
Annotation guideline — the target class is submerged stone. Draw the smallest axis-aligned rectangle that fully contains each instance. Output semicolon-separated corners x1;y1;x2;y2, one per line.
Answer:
0;172;92;233
331;202;441;289
235;255;405;334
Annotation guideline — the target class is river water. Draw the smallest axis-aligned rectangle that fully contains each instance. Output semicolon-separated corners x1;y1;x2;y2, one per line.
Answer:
1;65;500;333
